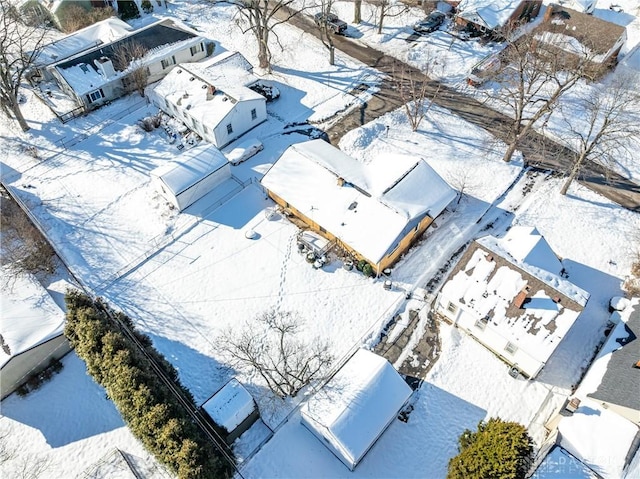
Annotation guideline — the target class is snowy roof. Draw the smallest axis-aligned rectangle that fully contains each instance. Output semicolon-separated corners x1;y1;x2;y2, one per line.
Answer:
457;0;524;30
34;17;133;67
301;349;412;468
55;18;204;95
201;378;256;432
441;232;589;364
493;226;563;276
0;273;66;369
532;446;596;479
535;5;626;62
585;302;640;413
183;51;257;88
260;140;456;264
558;400;639;479
153;57;263;129
150;143;228;196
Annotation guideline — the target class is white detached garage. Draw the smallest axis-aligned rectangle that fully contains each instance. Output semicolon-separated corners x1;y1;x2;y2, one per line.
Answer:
301;349;413;471
151;143;230;211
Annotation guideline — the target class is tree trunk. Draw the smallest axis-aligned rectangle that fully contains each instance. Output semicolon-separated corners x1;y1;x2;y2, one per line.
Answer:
9;99;29;132
258;40;269;70
502;141;518;162
329;45;335;66
377;6;384;34
353;0;361;23
560;154;585;195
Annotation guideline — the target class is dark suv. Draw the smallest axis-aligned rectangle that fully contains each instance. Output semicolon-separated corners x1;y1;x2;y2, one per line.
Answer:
313;12;348;35
413;11;445;34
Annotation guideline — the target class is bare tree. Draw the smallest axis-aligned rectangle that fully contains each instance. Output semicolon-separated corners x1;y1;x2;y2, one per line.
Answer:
220;309;334;398
213;0;304;71
0;429;51;479
445;163;480;209
558;72;640;195
393;57;442;131
112;41;150;96
57;4;115;34
0;187;55;287
0;0;49;131
375;0;409;34
485;30;598;162
317;0;337;65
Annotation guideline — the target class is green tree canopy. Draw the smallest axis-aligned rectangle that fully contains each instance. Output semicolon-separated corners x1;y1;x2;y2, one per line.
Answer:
447;418;533;479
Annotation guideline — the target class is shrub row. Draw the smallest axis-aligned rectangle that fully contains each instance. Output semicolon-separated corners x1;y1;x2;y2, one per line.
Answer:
64;290;232;479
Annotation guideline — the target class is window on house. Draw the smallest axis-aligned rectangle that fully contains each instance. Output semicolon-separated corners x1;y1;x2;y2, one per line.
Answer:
251;108;257;120
161;56;176;69
190;43;204;56
474;317;488;331
226;123;233;134
504;342;518;355
87;89;104;103
446;302;458;314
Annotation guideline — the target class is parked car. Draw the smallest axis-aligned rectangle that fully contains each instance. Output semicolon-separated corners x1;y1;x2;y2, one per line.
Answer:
225;138;263;165
313;12;348;35
413;11;445;34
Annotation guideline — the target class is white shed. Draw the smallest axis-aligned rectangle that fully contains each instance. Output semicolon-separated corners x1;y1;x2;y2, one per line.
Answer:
301;349;412;470
151;143;230;211
201;378;259;444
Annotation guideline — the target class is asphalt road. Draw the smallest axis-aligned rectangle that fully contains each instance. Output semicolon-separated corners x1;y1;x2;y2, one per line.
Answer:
283;8;640;211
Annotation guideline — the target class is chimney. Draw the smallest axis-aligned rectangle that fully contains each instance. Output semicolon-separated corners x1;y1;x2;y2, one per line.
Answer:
207;84;216;100
544;3;557;22
337;177;345;187
94;56;116;79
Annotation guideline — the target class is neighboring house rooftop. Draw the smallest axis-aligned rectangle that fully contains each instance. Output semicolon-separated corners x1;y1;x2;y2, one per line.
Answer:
588;303;640;413
301;349;412;470
558;400;639;479
261;139;456;265
55;18;203;95
457;0;524;30
0;273;66;369
441;226;589;365
34;17;133;68
535;4;627;63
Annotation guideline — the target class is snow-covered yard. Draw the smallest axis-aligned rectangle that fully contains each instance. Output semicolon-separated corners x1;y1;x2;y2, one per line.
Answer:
1;0;639;477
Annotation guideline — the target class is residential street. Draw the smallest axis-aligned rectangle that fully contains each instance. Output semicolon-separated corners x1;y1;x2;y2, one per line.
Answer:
283;7;640;211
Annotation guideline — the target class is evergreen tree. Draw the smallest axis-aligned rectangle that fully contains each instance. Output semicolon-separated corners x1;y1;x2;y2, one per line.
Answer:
447;418;533;479
64;290;232;479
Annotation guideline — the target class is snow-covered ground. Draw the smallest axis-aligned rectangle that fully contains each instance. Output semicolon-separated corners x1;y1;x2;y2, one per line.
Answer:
1;0;639;477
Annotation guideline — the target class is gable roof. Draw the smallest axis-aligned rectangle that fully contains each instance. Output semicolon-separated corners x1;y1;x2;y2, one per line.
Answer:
261;140;456;264
34;17;133;68
587;302;640;413
494;226;564;276
301;349;412;468
0;273;66;369
152;52;263;129
457;0;525;30
535;4;627;62
55;18;204;95
441;229;588;363
150;143;228;196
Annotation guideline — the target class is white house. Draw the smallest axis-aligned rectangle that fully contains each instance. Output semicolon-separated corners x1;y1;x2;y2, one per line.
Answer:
436;226;589;378
260;139;456;273
301;349;412;470
0;274;71;399
149;51;267;148
201;378;259;444
38;17;211;111
150;143;231;211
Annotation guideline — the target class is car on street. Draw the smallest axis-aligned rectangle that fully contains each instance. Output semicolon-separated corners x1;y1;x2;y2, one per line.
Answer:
413;11;445;34
313;12;348;35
